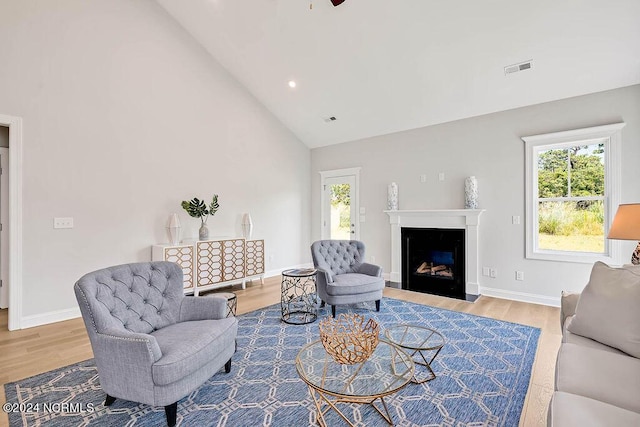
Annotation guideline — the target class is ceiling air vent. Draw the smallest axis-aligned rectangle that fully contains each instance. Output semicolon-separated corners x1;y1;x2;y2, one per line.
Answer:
504;60;533;75
323;116;337;123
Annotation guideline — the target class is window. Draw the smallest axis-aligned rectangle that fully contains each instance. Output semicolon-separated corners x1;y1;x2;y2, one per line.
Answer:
522;123;624;263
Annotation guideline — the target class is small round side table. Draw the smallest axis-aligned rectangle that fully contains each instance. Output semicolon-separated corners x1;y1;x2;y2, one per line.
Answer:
281;268;317;325
384;324;445;383
214;292;237;318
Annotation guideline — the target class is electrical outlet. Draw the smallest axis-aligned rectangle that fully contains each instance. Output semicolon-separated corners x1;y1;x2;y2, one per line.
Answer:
512;215;521;225
482;267;490;276
420;174;427;183
359;215;366;223
438;172;445;181
489;268;497;278
53;217;74;229
516;271;524;281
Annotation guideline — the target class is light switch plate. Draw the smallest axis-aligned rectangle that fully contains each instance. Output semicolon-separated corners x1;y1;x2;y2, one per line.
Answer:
54;217;74;229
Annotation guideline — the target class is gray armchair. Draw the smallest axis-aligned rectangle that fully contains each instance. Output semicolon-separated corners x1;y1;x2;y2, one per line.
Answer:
74;261;238;426
311;240;385;317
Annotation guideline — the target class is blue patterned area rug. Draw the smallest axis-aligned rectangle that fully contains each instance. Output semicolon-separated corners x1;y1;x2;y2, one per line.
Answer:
4;298;540;426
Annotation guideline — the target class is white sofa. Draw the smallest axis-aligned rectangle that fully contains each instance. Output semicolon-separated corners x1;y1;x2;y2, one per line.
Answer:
548;263;640;426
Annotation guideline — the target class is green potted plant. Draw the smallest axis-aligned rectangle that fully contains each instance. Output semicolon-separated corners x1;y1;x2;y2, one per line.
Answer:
181;195;220;240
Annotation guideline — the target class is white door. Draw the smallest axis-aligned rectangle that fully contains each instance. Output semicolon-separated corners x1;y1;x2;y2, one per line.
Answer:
0;148;8;308
322;175;358;240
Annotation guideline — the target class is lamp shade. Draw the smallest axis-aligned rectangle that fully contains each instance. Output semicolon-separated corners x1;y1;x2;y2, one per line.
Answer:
607;204;640;240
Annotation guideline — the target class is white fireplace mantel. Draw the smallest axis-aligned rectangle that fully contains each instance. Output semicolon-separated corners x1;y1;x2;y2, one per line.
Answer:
385;209;485;295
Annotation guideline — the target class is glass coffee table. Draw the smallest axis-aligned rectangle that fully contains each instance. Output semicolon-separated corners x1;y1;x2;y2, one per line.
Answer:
296;340;414;426
384;324;445;383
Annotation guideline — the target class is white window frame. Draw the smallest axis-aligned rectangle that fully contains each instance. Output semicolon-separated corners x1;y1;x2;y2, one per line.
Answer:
522;123;625;264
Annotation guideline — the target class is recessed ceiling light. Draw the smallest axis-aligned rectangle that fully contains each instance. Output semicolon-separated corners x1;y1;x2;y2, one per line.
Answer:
288;80;297;88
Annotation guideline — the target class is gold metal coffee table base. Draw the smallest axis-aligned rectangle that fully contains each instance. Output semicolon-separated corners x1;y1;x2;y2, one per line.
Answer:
308;387;394;426
296;340;414;427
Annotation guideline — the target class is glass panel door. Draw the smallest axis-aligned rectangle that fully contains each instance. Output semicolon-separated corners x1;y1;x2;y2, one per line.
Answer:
323;175;356;240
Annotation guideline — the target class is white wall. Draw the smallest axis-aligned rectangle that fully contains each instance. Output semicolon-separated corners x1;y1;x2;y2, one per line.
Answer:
311;85;640;305
0;0;310;321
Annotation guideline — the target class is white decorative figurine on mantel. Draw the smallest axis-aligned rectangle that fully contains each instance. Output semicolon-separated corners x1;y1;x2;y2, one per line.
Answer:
388;182;399;210
464;176;478;209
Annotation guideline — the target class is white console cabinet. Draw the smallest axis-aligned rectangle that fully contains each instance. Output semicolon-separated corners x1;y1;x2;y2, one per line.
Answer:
152;238;265;295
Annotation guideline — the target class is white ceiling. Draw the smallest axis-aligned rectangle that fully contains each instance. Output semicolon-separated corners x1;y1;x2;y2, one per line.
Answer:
156;0;640;148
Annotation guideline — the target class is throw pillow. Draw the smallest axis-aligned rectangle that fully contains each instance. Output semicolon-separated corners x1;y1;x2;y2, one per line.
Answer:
567;261;640;358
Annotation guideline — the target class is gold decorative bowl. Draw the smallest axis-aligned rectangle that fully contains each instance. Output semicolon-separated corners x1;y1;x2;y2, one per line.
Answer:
319;313;380;365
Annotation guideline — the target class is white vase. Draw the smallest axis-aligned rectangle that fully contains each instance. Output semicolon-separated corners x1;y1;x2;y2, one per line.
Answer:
242;213;253;239
464;176;478;209
388;182;399;210
166;213;181;245
199;223;209;240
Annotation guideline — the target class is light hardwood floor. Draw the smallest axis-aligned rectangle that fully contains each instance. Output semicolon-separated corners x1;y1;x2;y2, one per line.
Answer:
0;278;561;427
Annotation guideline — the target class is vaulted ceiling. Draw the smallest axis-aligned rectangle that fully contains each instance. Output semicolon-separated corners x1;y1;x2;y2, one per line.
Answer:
156;0;640;148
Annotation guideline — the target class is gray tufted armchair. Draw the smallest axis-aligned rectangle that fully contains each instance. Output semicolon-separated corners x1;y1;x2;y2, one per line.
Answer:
74;261;237;427
311;240;385;317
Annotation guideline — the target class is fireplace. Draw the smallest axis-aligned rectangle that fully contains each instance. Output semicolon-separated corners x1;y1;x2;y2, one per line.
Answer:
385;209;484;298
402;228;465;299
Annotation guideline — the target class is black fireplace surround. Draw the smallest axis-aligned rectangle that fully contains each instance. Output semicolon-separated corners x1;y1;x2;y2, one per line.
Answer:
401;227;465;300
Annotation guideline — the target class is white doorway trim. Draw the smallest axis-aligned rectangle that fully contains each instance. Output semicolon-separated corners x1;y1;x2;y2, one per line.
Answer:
0;147;9;309
0;114;23;331
319;167;361;240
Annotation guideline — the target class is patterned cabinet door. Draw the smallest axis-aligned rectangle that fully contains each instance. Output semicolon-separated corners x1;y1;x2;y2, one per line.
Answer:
163;245;194;290
222;239;246;282
196;240;224;287
246;239;265;276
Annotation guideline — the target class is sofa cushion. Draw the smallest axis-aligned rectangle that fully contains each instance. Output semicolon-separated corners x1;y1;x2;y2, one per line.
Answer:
555;343;640;413
151;317;237;386
562;317;626;355
567;261;640;357
326;273;384;296
549;391;640;427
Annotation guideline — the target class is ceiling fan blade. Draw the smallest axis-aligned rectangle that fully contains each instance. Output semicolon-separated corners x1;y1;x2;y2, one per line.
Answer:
330;0;345;6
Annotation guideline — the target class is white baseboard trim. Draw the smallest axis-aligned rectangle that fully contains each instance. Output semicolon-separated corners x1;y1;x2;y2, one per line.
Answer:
265;263;314;279
479;286;560;307
21;307;81;329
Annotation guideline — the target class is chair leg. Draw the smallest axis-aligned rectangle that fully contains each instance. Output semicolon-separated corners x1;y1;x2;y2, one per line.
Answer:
320;300;325;308
165;402;177;427
331;305;336;318
375;300;381;312
225;358;232;373
104;394;116;406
